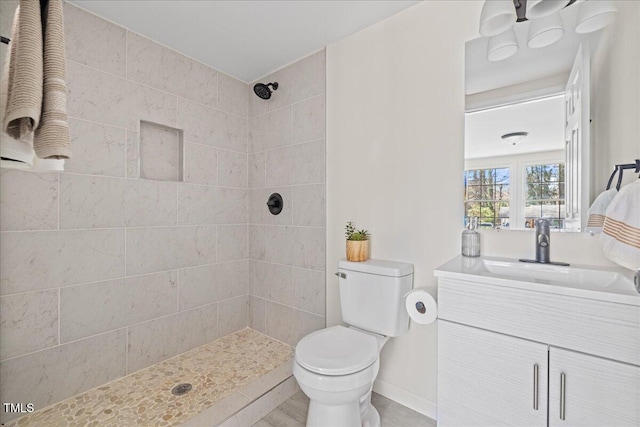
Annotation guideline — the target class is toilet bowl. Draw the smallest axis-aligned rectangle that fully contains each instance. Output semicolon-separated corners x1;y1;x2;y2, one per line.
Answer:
293;326;388;427
293;259;414;427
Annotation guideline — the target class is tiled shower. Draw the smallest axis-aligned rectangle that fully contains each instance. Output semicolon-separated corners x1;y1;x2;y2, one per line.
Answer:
0;2;325;423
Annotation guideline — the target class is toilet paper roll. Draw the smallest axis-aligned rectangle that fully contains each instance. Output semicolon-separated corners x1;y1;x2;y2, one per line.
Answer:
405;287;437;325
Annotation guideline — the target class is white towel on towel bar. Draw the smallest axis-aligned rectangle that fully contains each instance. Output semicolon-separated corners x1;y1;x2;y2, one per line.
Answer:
600;179;640;271
586;188;618;233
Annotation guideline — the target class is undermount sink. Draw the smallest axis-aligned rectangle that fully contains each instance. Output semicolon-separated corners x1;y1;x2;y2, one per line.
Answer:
435;256;639;305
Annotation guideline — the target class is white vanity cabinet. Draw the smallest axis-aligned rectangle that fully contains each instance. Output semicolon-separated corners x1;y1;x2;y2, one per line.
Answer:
435;257;640;427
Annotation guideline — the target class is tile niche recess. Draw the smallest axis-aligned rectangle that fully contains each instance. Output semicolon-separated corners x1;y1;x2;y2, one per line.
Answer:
139;121;184;182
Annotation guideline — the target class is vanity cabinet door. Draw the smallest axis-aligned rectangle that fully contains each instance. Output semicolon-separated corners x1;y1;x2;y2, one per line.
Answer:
438;320;548;427
549;347;640;427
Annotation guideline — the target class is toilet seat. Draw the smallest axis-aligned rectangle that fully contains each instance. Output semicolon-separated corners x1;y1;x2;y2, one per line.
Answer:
295;326;379;376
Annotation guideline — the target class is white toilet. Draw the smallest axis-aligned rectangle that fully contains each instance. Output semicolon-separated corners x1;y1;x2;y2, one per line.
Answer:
293;259;413;427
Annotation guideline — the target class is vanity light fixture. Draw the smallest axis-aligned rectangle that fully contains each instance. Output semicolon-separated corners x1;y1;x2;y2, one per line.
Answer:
487;27;519;61
526;0;572;20
479;0;518;37
575;0;619;34
527;12;565;48
479;0;617;61
501;131;529;145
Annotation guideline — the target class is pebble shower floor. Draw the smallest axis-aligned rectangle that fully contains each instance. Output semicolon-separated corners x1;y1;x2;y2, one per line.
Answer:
6;329;293;426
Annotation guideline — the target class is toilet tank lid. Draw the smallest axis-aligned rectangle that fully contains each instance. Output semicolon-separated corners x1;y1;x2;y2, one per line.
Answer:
338;259;413;277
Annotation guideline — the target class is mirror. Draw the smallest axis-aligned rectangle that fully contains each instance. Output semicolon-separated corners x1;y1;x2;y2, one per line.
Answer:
463;1;631;232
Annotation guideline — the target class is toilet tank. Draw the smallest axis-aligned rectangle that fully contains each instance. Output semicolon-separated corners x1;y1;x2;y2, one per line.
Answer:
338;259;413;337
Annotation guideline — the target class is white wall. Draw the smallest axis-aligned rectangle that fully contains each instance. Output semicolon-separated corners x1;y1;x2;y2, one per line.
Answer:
326;1;481;416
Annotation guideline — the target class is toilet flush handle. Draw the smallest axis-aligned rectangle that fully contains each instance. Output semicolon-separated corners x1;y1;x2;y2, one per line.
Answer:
334;272;346;279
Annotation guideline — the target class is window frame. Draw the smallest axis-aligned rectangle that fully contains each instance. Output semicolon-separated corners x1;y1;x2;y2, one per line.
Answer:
464;151;565;230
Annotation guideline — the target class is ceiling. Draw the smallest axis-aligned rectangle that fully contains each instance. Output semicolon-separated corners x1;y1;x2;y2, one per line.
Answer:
465;3;603;95
465;95;565;160
69;0;419;83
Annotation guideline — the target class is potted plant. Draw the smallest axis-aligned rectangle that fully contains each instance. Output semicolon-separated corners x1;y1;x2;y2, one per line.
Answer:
345;221;370;262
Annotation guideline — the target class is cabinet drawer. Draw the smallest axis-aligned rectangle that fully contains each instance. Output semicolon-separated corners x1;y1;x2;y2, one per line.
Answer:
438;278;640;365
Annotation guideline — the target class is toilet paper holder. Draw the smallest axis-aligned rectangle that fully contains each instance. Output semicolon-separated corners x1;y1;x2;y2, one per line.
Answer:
415;301;426;314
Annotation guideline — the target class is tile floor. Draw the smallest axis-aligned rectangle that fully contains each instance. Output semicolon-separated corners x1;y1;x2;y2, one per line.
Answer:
253;391;437;427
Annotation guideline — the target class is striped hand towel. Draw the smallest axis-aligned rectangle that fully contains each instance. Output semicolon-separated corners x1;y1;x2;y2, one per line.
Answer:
34;0;71;159
2;1;43;143
600;179;640;271
586;188;617;233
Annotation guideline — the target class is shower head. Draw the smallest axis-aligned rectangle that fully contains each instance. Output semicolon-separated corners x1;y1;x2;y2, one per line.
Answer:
253;82;278;100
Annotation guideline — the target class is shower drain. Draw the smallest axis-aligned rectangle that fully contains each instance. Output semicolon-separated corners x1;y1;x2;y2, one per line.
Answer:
171;383;193;396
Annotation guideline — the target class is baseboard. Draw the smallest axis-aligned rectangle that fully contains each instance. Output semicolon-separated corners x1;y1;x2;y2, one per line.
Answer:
372;379;438;421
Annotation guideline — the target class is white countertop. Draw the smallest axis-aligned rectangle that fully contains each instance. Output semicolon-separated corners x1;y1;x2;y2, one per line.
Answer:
434;255;640;306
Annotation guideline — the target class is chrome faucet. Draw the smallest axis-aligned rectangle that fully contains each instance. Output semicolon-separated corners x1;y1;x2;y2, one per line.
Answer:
519;218;570;266
535;219;550;263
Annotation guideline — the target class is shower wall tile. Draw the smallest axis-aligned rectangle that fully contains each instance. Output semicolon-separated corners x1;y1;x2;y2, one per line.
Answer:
127;81;177;130
177;97;248;153
60;271;177;343
59;174;127;229
248;51;326;348
66;118;126;177
248;296;266;333
218;295;249;336
292;268;325;316
249;91;268;118
264;139;325;187
126;303;218;372
177;184;218;225
0;329;126;425
292;227;326;271
126;32;218;108
292;184;326;227
126;226;216;276
215;188;249;224
63;3;126;77
126;130;140;178
67;60;128;128
59;174;177;229
248;225;266;261
248;152;266;188
0;170;58;231
264;226;295;266
183;142;218;185
219;73;249;118
178;260;249;311
215;260;250;301
250;261;292;306
294;139;325;184
262;50;325;112
248;106;292;153
293;95;325;143
0;229;125;295
0;290;58;361
264;301;324;346
124;179;178;227
264;146;295;186
218;149;248;188
249;187;292;226
217;225;248;262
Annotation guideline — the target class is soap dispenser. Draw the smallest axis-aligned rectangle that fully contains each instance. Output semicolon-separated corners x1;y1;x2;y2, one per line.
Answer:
462;217;480;257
